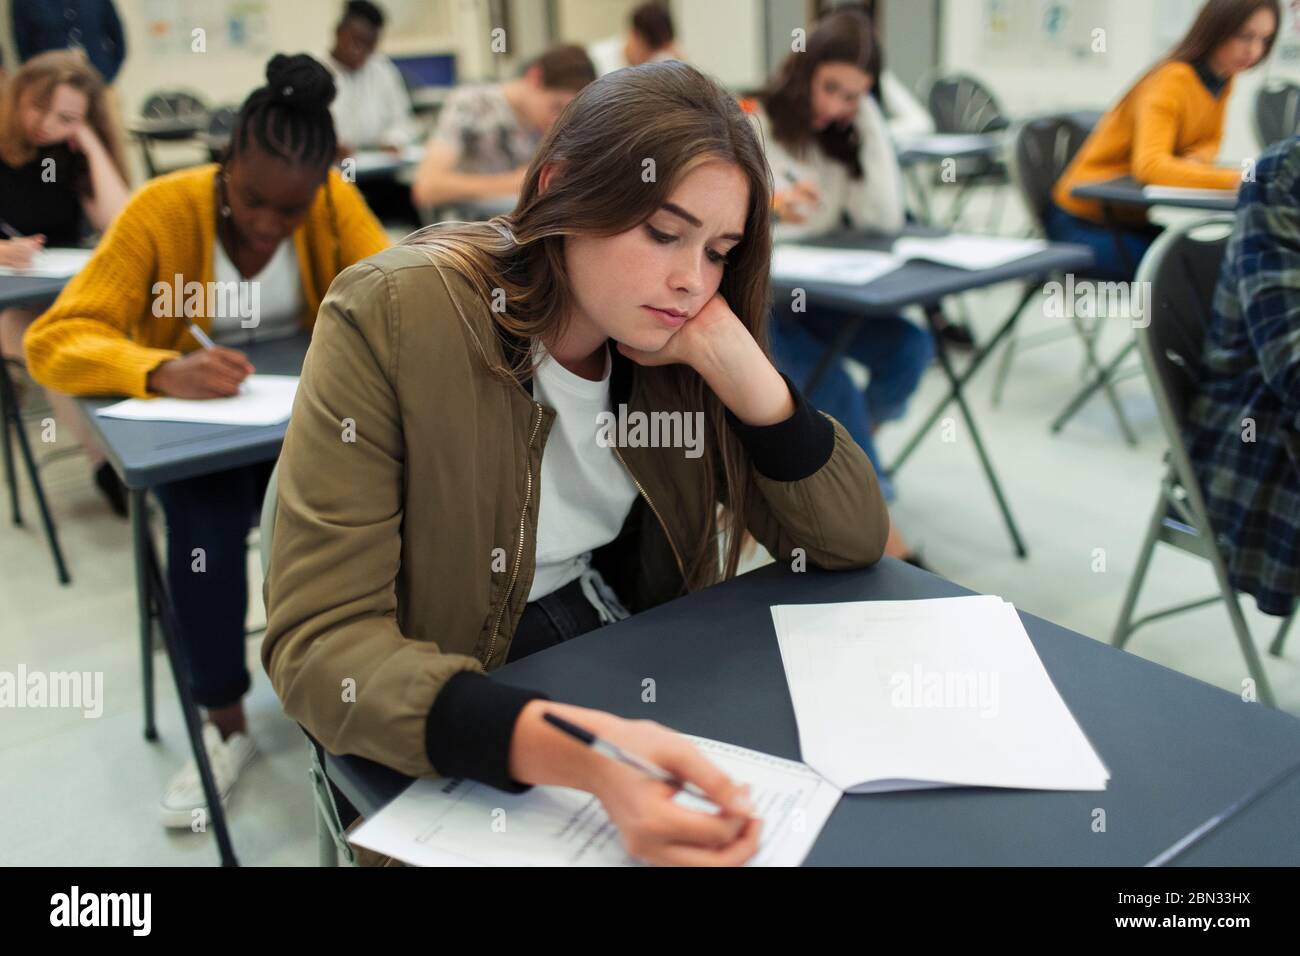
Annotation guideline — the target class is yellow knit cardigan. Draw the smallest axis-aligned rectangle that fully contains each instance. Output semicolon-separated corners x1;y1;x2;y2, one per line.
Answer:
24;163;390;398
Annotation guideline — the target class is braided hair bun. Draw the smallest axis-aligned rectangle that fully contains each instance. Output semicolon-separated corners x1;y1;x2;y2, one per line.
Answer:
265;53;336;112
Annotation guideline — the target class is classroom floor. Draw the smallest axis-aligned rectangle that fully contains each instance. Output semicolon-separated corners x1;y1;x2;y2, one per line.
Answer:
3;193;1297;867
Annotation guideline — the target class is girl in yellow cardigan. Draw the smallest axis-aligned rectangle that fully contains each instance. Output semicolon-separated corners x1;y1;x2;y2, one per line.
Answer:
1049;0;1277;278
25;54;389;829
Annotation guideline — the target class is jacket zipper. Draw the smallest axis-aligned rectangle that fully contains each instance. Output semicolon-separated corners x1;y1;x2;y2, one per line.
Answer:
486;401;543;667
611;444;686;580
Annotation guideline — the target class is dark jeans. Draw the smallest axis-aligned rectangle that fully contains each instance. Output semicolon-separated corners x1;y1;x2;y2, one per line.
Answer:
152;460;275;709
318;575;613;831
1044;202;1160;281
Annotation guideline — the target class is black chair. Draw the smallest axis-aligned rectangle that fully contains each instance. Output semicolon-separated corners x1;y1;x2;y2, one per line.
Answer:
995;111;1138;443
203;105;238;162
1253;80;1300;149
1112;217;1292;706
133;91;209;177
924;73;1011;231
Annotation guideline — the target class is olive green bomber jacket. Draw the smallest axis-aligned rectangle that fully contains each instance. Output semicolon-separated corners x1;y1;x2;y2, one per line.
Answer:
261;244;889;784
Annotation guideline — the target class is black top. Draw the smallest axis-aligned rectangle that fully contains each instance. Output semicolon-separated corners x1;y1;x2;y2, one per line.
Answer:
0;145;88;245
1192;58;1228;99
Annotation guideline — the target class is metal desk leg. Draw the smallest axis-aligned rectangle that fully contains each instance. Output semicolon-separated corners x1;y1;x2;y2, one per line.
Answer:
138;500;240;866
802;315;864;397
889;286;1038;559
1;362;19;527
0;357;70;584
131;489;157;742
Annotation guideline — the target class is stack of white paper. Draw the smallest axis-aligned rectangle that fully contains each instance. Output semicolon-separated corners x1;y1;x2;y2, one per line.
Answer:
349;735;842;867
95;374;299;426
770;246;904;285
890;234;1048;270
0;247;94;278
771;596;1109;793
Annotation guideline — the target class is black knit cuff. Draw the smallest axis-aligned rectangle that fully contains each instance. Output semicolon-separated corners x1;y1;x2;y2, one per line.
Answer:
425;671;551;793
725;373;835;481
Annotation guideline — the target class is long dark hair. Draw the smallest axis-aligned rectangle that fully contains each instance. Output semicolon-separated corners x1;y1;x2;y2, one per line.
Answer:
758;8;881;178
1119;0;1279;105
401;61;774;590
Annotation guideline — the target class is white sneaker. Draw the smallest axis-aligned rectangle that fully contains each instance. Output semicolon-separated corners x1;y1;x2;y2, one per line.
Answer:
160;722;258;829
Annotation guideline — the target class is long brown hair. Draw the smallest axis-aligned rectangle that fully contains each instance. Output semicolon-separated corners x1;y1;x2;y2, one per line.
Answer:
1118;0;1279;106
401;60;774;591
758;8;881;178
0;50;130;191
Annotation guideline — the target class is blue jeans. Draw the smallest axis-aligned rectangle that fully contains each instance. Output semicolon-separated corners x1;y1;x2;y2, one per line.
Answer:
769;309;934;502
1044;203;1159;281
152;461;274;709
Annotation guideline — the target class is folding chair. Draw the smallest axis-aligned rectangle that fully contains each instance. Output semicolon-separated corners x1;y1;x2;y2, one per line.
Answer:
924;72;1011;232
134;91;209;178
995;112;1138;444
258;463;357;866
1253;80;1300;150
1111;218;1293;707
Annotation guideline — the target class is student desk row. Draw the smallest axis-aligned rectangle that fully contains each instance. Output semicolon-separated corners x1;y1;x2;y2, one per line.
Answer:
328;557;1300;866
771;227;1094;558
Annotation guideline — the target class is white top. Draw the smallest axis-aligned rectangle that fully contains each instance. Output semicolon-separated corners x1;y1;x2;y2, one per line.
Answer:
210;238;303;344
327;53;420;149
750;95;906;243
527;344;639;602
879;70;934;141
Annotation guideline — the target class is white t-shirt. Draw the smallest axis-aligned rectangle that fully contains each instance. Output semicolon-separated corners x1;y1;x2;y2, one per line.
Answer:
527;344;639;602
210;238;303;344
327;53;420;149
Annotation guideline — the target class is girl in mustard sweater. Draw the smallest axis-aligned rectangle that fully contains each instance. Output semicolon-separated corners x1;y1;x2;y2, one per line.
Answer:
25;54;389;829
1049;0;1277;278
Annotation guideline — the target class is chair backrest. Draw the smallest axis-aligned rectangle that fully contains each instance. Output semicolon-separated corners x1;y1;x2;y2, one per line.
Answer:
927;73;1009;134
1134;217;1232;435
207;104;238;137
1010;112;1095;232
258;462;279;578
1253;80;1300;149
139;90;209;138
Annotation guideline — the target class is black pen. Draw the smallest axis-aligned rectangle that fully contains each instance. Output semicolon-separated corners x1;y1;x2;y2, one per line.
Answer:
542;711;720;805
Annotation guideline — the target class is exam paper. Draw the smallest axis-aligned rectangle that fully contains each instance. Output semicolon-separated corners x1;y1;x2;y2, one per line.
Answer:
770;245;904;285
349;735;842;867
0;247;94;278
890;234;1048;270
95;374;299;426
349;145;425;175
771;596;1109;794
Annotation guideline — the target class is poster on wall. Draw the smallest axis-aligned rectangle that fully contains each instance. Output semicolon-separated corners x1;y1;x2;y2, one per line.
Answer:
143;0;270;57
1275;0;1300;63
983;0;1111;60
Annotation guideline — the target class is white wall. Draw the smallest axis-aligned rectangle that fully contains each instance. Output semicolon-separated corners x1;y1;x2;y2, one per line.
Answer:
938;0;1300;162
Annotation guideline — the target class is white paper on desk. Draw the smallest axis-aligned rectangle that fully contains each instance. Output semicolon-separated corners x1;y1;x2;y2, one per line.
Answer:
1141;185;1237;203
350;145;424;173
95;374;299;425
0;247;94;278
349;735;842;867
771;596;1109;794
895;132;1000;155
891;234;1047;270
770;245;903;285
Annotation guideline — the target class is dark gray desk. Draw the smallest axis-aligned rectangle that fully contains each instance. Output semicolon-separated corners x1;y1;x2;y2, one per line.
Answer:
328;558;1300;866
76;333;307;489
1071;176;1239;213
772;229;1093;558
0;274;72;310
75;332;310;867
0;274;77;584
